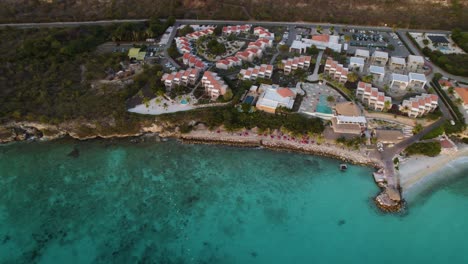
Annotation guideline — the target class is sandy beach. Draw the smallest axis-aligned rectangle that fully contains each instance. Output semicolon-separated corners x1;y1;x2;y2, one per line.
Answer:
399;144;468;196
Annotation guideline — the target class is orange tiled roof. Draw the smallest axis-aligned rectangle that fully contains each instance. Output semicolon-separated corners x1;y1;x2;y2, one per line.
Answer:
277;88;294;98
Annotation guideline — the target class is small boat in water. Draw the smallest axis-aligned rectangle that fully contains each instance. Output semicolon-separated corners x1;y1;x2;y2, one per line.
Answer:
340;164;348;171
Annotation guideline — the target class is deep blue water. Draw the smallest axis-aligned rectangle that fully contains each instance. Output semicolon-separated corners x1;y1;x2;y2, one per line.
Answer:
0;139;467;264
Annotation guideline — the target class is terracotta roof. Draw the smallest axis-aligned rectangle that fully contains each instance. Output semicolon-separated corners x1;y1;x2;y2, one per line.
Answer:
277;88;295;98
312;34;330;42
412;101;419;108
454;88;468;104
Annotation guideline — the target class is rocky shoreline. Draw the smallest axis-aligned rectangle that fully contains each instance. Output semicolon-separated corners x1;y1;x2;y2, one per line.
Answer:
0;121;403;213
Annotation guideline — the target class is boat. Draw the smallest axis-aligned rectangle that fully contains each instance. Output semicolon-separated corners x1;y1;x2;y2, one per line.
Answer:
340;164;348;171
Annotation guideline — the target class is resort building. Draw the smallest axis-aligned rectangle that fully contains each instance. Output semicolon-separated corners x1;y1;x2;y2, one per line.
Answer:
182;53;206;70
389;57;406;72
370;51;389;66
355;82;392;111
222;25;251;35
454;88;468;109
161;68;200;89
239;64;274;80
175;37;191;54
331;102;367;135
255;84;296;113
390;73;409;90
324;58;348;83
185;27;214;40
253;27;275;40
399;93;439;118
408;72;427;89
349;57;365;72
215;56;242;70
281;55;312;75
407;55;425;72
248;38;273;50
354;49;370;61
369;65;385;82
290;34;342;54
201;71;229;100
236;48;263;62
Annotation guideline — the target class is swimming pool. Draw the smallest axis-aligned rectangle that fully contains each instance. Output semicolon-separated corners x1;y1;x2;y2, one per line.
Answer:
316;95;332;114
180;99;188;105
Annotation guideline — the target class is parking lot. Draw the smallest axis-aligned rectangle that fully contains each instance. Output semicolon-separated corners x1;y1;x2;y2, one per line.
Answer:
343;30;410;57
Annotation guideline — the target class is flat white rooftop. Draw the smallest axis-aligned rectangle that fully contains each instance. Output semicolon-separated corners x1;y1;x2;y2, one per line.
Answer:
392;73;409;82
350;57;365;65
355;49;370;57
370;65;385;75
373;50;388;59
409;72;427;82
336;115;367;124
391;57;406;65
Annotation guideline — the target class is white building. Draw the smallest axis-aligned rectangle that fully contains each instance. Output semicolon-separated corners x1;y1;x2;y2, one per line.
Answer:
399;93;439;118
161;69;200;89
407;55;425;72
369;65;385;82
239;64;274;80
201;71;229;100
370;51;389;66
182;53;206;69
349;57;365;72
256;84;296;113
331;102;367;135
215;56;242;70
290;34;342;54
253;27;275;40
185;27;214;40
325;58;349;83
355;49;370;61
356;81;392;111
222;25;251;35
248;38;273;50
281;55;312;74
391;73;410;90
235;48;263;62
389;57;406;72
408;72;427;89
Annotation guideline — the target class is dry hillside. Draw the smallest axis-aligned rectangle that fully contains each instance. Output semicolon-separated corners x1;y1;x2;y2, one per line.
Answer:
0;0;467;29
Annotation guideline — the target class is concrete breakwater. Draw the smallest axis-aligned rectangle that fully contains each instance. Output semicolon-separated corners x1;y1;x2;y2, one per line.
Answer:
180;132;403;213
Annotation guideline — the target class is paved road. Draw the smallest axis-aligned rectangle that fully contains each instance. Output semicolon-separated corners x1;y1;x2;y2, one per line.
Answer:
0;18;452;34
162;22;181;69
1;18;462;81
307;50;324;82
397;30;468;83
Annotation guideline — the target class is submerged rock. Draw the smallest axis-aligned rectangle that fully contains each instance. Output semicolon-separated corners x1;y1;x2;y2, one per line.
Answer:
67;147;80;158
338;219;346;226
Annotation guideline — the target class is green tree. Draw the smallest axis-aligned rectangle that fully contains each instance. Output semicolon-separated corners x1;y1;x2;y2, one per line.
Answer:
326;95;335;103
423;39;429;46
347;72;359;83
223;89;233;101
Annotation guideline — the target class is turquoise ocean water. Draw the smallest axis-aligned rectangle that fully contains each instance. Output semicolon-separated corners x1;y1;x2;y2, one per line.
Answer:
0;139;467;264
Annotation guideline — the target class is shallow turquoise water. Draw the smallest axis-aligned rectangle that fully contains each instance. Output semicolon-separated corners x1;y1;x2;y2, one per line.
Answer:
0;139;467;264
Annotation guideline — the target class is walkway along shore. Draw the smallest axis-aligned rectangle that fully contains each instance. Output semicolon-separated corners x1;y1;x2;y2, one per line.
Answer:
0;122;404;212
180;130;403;212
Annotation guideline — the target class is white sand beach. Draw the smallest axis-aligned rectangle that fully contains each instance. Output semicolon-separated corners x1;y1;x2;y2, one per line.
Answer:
399;144;468;197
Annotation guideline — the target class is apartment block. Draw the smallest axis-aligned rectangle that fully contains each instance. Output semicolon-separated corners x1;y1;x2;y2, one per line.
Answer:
201;71;229;100
240;64;274;80
399;93;439;118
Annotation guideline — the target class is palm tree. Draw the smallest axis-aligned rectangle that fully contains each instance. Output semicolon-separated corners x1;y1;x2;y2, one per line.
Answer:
347;72;359;83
